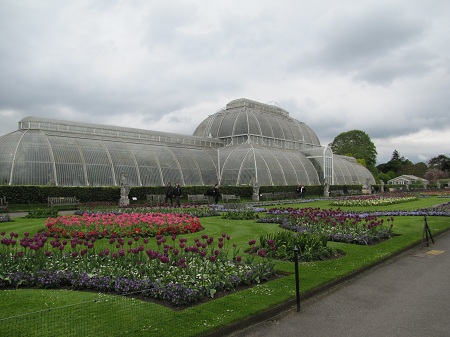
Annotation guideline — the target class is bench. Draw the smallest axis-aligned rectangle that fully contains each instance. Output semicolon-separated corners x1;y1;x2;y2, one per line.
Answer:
146;194;165;205
0;196;8;211
260;193;276;200
260;192;296;201
188;194;212;204
222;194;240;203
331;189;360;197
48;196;80;209
330;190;343;197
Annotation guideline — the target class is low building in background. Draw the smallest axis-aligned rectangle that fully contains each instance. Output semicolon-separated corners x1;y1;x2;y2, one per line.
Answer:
387;175;429;186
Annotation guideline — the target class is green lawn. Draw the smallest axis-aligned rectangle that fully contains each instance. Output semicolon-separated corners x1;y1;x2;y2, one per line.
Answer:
1;197;449;337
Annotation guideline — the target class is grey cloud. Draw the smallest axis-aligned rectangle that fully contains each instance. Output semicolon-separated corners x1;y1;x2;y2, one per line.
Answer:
1;1;450;165
353;47;435;84
142;2;197;47
310;5;430;79
285;99;351;144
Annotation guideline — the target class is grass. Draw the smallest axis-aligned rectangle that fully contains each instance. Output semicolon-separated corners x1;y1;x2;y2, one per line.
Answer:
1;196;449;336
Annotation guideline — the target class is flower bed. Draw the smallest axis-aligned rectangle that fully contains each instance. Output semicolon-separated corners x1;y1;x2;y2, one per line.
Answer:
45;212;204;238
253;232;337;262
0;231;275;306
26;208;59;219
260;207;394;245
221;208;260;220
330;194;418;207
419;191;450;197
76;203;221;218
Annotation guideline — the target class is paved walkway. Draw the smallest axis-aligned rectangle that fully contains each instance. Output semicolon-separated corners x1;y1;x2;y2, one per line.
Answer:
8;210;76;218
229;231;450;337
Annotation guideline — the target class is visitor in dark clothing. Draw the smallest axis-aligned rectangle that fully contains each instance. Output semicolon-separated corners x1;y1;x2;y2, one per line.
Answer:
173;182;182;207
165;181;173;205
212;184;220;204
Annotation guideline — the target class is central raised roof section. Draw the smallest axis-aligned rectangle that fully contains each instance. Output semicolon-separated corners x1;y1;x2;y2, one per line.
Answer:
193;98;321;148
226;98;290;117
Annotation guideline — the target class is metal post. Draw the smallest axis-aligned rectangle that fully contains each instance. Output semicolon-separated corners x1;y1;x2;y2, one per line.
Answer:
423;215;434;246
294;245;300;312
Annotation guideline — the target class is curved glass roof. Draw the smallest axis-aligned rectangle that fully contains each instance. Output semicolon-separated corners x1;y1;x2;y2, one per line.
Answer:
333;155;376;185
193;98;320;148
219;144;320;186
0;99;376;187
0;130;218;186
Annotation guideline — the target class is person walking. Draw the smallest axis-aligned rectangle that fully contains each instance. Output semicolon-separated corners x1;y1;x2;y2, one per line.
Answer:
173;182;182;207
295;185;306;199
343;185;348;195
165;181;174;206
212;184;220;204
295;185;301;198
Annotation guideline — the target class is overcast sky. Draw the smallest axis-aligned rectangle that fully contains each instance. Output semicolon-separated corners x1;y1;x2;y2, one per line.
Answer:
1;0;449;164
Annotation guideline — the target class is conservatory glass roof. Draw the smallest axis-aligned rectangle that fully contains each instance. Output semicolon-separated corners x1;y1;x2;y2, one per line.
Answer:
0;99;375;187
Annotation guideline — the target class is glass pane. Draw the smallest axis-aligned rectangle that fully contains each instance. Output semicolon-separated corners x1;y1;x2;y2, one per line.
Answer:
76;139;114;186
152;146;182;185
103;141;139;187
233;111;248;136
129;144;163;186
0;132;23;184
48;136;86;186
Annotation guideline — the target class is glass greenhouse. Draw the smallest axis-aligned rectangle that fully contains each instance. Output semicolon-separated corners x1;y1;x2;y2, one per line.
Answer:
0;98;375;187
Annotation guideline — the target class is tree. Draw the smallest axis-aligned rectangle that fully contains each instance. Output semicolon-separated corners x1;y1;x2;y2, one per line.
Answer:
391;150;401;161
376;162;392;174
356;158;366;167
428;154;450;173
377;171;395;183
397;162;427;177
330;130;377;168
377;150;413;175
424;168;449;183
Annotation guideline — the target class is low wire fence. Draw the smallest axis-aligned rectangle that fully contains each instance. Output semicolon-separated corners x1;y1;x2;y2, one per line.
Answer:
0;290;200;337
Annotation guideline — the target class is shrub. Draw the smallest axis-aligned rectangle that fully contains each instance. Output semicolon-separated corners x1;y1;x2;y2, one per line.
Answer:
222;209;259;220
26;208;59;219
258;231;336;262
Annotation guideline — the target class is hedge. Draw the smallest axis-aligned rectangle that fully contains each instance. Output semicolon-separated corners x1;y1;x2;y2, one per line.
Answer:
0;184;363;205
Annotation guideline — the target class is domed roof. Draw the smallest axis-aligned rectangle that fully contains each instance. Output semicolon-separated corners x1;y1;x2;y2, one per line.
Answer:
193;98;320;146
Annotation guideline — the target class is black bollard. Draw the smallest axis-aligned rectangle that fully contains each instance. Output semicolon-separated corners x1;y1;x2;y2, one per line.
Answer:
294;245;300;312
